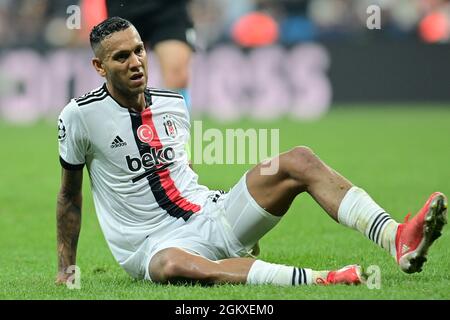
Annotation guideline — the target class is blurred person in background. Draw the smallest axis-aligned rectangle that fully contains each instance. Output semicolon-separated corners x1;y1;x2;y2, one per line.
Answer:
3;0;449;49
256;0;316;44
188;0;232;49
4;0;49;49
105;0;196;112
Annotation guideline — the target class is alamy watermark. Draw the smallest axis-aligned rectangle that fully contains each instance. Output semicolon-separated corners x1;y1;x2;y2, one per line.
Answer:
66;5;81;30
65;265;81;289
65;4;382;32
367;5;381;30
191;121;280;175
365;265;381;289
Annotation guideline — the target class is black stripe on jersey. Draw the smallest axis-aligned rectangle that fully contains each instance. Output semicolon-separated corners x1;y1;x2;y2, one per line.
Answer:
292;268;297;286
116;136;124;143
131;162;172;183
75;87;105;103
77;92;107;105
128;111;194;221
75;87;103;101
59;156;84;170
150;93;184;100
77;92;108;106
144;88;153;106
149;88;181;95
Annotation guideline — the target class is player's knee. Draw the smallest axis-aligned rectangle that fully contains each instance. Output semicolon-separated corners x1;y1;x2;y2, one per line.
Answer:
150;249;184;282
291;146;316;160
150;248;213;284
283;146;322;182
160;259;184;281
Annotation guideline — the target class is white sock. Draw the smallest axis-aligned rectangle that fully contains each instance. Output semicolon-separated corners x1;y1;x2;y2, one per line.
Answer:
246;260;315;286
338;186;399;257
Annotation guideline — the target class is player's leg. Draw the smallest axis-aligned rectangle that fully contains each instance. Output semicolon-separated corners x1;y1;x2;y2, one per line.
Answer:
245;146;448;273
149;247;254;284
154;40;191;92
147;146;366;286
244;146;397;254
149;247;363;286
245;146;352;220
151;2;194;109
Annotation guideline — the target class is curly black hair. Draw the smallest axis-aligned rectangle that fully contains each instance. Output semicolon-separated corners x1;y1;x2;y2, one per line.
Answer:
90;17;133;53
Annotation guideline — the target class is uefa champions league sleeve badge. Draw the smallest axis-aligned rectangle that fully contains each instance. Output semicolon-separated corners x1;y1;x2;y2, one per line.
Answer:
58;118;67;141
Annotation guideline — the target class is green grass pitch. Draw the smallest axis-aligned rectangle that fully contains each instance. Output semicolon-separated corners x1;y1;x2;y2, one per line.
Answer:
0;105;449;300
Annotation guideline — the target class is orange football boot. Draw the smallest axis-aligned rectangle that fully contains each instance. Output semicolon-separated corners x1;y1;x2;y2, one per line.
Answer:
316;265;364;285
395;192;448;273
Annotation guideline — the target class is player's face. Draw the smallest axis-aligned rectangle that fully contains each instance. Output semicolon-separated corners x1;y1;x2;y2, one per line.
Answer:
98;27;148;96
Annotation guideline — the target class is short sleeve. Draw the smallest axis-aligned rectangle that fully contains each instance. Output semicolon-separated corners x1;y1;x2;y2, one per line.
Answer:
57;101;89;170
177;98;192;161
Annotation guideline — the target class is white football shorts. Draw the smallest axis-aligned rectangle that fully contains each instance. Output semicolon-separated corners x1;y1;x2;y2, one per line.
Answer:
141;172;281;281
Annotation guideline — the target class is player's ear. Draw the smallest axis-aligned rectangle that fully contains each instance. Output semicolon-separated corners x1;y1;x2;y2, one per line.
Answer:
92;57;106;77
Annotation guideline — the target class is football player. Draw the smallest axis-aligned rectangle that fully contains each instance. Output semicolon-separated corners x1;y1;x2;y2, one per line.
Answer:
56;17;447;287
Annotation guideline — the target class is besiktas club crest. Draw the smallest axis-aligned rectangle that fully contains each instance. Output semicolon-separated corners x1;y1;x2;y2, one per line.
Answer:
163;114;178;138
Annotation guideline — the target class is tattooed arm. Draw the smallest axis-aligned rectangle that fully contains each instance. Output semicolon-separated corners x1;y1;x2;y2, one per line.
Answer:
55;168;83;285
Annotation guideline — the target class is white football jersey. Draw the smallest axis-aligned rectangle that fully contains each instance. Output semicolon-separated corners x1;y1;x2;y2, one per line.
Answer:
58;84;214;275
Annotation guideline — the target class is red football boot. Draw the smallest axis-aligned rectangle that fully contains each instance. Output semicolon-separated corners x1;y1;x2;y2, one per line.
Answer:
395;192;448;273
317;265;364;285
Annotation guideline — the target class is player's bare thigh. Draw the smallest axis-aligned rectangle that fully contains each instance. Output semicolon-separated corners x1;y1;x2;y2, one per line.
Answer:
245;150;297;216
154;40;192;88
245;146;325;216
149;247;254;284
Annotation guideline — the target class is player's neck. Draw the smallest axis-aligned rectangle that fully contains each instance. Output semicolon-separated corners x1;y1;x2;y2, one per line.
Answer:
106;83;146;112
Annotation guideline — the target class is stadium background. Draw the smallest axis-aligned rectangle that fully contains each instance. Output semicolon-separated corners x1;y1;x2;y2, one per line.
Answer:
0;0;449;300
